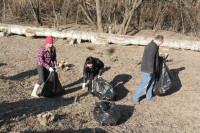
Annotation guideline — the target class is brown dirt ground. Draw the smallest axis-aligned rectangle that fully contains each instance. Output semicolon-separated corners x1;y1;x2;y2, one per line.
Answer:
0;30;200;133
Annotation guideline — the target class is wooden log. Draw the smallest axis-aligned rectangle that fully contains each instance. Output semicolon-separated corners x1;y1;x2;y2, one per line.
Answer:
0;23;200;51
0;32;6;36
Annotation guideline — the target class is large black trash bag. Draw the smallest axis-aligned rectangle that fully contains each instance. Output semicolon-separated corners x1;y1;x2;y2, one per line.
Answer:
41;71;63;98
93;102;120;126
153;57;174;96
92;76;116;100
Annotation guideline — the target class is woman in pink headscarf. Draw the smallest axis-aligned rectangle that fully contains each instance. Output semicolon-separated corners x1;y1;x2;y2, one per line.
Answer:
31;36;58;97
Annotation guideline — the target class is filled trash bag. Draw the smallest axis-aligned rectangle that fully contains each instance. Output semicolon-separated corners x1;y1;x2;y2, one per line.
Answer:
153;57;174;96
92;76;116;100
93;102;120;126
41;71;63;97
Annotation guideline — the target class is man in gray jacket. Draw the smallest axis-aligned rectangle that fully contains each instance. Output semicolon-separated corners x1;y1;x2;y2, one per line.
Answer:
133;35;164;104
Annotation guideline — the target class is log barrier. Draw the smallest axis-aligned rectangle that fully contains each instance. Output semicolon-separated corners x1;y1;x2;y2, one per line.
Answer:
0;23;199;51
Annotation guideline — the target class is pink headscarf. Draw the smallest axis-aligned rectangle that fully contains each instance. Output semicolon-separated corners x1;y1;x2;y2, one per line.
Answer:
46;36;53;44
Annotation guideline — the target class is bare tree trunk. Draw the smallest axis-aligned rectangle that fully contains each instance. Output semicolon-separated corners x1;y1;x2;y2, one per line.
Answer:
52;1;59;30
196;0;200;21
182;0;200;36
153;3;162;30
28;0;42;25
60;0;70;25
118;0;142;35
76;7;80;24
181;12;185;34
194;0;200;37
7;2;14;17
196;1;200;37
2;0;6;22
79;3;96;29
118;13;128;34
118;1;129;34
95;0;103;32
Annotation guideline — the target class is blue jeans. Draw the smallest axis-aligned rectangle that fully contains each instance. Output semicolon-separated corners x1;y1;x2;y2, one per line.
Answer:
133;72;155;102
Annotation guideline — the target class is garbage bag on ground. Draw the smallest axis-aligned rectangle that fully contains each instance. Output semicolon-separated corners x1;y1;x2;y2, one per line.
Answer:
153;57;174;96
92;76;116;100
93;101;120;126
41;71;63;97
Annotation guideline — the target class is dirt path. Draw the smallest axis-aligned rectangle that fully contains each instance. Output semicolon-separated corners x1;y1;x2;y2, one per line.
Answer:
0;33;200;132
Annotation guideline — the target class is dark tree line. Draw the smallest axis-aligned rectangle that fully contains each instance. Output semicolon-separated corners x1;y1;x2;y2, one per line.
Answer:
0;0;200;36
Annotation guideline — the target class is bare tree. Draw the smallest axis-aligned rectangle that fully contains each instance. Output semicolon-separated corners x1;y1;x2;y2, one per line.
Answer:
78;0;96;28
60;0;70;25
28;0;42;25
182;0;200;36
2;0;6;22
118;0;142;34
95;0;103;32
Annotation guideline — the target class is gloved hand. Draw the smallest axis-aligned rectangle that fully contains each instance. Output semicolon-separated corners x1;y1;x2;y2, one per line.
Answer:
97;75;101;78
82;83;86;89
98;68;104;76
49;67;54;72
55;67;58;72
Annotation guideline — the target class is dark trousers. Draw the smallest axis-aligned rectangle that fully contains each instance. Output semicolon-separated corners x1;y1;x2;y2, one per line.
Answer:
37;64;49;85
88;72;98;91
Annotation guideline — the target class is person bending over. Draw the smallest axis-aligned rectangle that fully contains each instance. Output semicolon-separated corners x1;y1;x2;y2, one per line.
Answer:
82;56;104;92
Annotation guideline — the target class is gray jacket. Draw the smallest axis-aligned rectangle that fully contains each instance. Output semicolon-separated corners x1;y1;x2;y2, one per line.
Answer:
141;40;159;73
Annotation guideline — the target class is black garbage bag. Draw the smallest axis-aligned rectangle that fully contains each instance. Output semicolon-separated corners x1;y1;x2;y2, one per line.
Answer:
153;57;174;96
93;102;120;126
92;76;116;100
41;71;63;98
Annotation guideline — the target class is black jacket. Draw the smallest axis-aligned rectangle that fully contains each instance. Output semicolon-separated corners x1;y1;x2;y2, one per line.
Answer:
141;40;159;73
83;57;104;83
